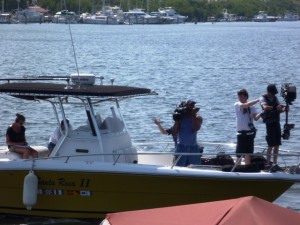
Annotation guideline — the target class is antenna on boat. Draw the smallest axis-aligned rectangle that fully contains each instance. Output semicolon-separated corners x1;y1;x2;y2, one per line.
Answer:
68;23;80;77
63;0;81;86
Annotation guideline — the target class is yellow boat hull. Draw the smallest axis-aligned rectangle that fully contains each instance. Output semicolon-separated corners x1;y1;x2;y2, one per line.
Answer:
0;169;294;219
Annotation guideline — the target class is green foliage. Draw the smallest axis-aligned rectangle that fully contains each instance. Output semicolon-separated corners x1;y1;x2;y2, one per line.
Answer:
2;0;300;21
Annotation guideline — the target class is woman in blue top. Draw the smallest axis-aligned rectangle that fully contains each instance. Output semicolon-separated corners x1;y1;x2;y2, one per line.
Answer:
173;100;203;167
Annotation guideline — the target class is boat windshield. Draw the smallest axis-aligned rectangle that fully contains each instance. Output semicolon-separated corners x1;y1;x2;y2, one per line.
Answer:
60;99;126;134
93;102;126;133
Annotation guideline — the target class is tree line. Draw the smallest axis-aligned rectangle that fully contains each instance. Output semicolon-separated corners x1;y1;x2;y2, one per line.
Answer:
2;0;300;21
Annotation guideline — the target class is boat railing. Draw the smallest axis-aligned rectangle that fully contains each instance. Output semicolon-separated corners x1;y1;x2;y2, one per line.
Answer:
0;77;70;83
25;141;300;173
136;140;299;153
172;152;300;172
135;141;300;172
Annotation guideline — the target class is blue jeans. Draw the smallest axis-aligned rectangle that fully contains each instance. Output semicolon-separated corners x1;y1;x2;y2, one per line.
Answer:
47;142;56;152
175;144;201;167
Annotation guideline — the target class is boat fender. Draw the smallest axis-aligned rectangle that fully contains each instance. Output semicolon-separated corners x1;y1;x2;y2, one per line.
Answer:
23;170;38;210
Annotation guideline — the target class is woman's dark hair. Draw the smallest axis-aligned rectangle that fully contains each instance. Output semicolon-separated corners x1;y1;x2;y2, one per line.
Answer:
15;113;25;123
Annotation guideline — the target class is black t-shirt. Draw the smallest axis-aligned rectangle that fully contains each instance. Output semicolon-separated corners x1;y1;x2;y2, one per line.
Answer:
261;95;280;124
166;127;178;147
6;126;26;144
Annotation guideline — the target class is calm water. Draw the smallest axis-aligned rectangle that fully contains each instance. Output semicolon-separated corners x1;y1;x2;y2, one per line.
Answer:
0;21;300;223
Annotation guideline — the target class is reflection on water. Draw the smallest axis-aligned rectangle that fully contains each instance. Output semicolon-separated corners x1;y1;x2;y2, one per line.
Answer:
274;183;300;212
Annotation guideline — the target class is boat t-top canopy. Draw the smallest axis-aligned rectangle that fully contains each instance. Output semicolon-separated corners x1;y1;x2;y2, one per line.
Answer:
0;78;153;100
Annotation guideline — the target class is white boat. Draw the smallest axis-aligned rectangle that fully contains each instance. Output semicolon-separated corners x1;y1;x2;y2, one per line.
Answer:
149;11;174;24
52;10;78;24
219;8;237;22
279;11;299;21
158;7;188;24
12;5;47;24
0;13;11;24
0;75;299;219
124;8;160;24
80;6;124;25
124;8;180;25
253;11;276;22
80;12;118;25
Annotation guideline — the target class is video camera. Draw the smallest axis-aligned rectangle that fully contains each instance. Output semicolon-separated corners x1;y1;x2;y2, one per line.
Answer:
281;83;296;105
172;101;199;121
173;106;188;121
280;83;297;140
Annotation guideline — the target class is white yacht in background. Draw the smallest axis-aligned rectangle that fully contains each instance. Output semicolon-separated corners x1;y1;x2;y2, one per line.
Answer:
124;8;182;25
149;11;174;24
80;6;124;25
253;11;276;22
158;7;187;24
219;8;237;22
12;5;48;23
0;13;11;24
52;10;78;24
123;8;160;24
280;11;299;21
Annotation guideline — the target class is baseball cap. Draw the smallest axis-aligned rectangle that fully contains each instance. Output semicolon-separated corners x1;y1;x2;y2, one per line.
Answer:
185;100;196;106
267;84;278;94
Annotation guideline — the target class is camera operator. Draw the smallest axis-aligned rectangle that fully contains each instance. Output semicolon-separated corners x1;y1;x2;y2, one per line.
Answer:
260;84;287;165
172;100;203;167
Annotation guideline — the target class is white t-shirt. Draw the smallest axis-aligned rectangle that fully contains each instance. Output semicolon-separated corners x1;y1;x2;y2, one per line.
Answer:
48;125;72;144
234;102;257;132
48;127;62;144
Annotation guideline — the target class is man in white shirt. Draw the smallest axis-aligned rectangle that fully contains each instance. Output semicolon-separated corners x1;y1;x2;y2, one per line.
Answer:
48;119;72;153
234;89;261;165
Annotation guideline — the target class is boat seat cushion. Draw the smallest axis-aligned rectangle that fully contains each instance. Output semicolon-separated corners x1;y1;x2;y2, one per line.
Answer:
2;146;49;160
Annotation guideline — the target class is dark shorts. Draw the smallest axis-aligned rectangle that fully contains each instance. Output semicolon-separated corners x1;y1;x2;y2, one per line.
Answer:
236;131;255;157
266;122;281;147
47;142;56;152
8;146;16;152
